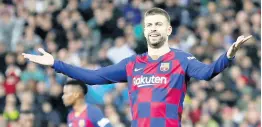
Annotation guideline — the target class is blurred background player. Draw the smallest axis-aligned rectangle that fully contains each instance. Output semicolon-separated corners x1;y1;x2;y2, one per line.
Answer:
63;80;111;127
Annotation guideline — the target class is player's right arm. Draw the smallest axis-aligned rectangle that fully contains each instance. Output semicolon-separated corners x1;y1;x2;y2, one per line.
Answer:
53;59;129;84
22;48;130;85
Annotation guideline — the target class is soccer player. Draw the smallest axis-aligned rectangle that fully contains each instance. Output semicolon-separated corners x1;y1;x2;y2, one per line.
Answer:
63;80;111;127
22;8;252;127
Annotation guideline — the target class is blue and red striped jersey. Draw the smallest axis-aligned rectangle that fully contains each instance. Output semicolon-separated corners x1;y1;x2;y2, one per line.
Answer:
67;104;111;127
54;48;233;127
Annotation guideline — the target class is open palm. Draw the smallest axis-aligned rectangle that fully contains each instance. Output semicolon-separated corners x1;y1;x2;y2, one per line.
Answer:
227;35;252;59
22;48;54;66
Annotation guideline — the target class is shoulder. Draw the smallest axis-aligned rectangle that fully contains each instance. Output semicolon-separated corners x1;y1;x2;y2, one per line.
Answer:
132;52;148;60
67;109;74;120
87;104;102;113
171;48;195;60
126;52;148;63
171;48;191;56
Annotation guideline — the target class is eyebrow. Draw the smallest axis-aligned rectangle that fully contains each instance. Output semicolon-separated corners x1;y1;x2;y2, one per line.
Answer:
146;22;163;25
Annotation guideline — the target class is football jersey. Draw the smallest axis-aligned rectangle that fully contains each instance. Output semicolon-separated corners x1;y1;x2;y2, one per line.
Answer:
67;104;111;127
54;48;233;127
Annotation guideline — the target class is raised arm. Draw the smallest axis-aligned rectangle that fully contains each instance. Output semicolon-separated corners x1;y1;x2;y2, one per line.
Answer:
53;59;128;84
22;48;129;85
186;35;252;80
186;52;232;80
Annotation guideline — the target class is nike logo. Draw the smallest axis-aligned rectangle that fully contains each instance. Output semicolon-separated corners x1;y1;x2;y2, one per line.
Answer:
134;68;143;72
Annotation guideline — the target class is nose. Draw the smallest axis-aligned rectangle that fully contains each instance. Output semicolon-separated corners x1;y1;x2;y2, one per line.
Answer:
150;29;157;32
150;28;157;35
151;25;157;31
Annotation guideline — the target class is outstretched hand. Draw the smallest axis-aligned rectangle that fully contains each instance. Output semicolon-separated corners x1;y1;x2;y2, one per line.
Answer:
22;48;54;66
227;35;252;59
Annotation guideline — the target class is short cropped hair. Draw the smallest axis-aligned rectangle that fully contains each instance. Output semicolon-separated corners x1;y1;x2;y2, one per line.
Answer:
65;80;88;95
144;7;171;24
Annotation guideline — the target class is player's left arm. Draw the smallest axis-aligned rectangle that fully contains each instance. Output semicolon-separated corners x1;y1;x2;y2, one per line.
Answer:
186;52;231;80
186;35;252;80
90;106;112;127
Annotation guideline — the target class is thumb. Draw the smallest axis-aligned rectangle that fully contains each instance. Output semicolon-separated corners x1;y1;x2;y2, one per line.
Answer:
38;48;47;55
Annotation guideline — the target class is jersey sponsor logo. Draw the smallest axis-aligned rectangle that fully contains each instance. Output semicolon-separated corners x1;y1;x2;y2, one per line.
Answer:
187;56;196;60
133;75;167;87
97;118;110;127
160;62;170;72
134;68;143;72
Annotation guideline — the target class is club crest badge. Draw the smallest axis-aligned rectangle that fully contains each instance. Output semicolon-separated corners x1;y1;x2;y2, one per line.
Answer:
78;119;86;127
160;63;170;72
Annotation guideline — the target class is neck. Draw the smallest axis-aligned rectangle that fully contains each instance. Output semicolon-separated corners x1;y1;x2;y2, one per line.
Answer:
73;98;87;113
148;41;170;56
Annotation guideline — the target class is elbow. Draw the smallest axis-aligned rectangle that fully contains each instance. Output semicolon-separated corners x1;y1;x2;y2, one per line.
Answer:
202;73;219;81
204;77;213;81
196;75;212;81
196;71;214;81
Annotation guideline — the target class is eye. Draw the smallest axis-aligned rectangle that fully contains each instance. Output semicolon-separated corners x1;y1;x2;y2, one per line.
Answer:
146;24;152;27
156;22;163;26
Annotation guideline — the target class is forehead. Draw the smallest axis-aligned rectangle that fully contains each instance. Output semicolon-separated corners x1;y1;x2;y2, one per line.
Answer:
144;14;168;24
64;85;82;93
63;85;73;92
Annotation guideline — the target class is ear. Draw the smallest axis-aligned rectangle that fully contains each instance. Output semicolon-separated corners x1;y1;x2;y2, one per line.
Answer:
73;93;80;98
167;26;172;36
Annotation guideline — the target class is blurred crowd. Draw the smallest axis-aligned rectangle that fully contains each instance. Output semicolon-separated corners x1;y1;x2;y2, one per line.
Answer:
0;0;260;127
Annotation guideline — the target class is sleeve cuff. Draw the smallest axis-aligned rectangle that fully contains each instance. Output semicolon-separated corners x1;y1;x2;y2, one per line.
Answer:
51;60;59;69
227;56;235;60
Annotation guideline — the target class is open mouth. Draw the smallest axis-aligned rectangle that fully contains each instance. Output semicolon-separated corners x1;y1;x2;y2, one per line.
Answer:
149;34;160;37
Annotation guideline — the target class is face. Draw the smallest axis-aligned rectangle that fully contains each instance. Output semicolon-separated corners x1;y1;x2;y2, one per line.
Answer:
19;113;34;127
144;14;172;48
62;85;79;106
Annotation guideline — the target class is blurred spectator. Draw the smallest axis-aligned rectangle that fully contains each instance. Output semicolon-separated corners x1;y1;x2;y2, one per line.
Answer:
107;36;135;64
3;94;19;121
18;110;35;127
19;26;42;51
20;62;45;82
41;101;61;126
123;0;142;25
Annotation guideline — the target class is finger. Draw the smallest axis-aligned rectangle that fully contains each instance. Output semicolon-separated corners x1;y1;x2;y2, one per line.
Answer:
233;43;237;49
232;43;238;52
22;53;32;59
236;35;253;47
235;37;243;47
242;35;252;42
26;55;42;63
29;57;40;63
22;54;38;61
38;48;47;55
236;35;245;42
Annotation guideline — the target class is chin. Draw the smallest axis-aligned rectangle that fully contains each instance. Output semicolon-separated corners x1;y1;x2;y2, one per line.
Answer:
150;38;162;44
150;41;159;45
149;38;160;43
147;38;165;48
63;102;70;106
64;103;72;107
